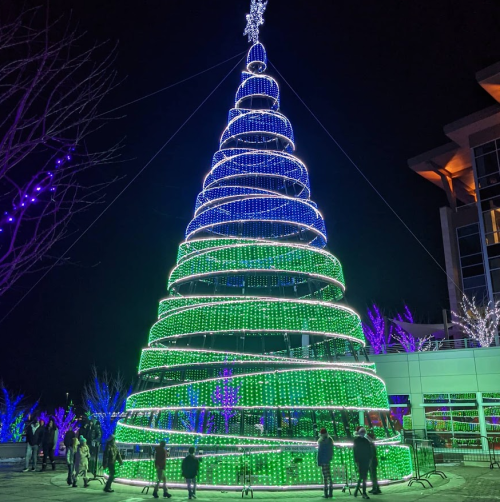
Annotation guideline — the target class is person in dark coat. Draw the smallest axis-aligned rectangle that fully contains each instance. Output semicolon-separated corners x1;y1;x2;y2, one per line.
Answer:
353;427;372;499
317;427;334;498
23;417;44;472
181;446;200;500
103;436;123;493
367;432;381;495
41;417;59;471
153;440;172;499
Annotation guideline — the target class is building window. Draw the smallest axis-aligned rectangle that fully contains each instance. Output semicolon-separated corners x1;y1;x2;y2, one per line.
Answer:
457;224;487;301
423;393;480;449
388;395;411;432
483;393;500;447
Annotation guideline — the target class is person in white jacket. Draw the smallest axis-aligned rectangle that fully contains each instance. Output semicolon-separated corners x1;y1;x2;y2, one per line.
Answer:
75;437;91;488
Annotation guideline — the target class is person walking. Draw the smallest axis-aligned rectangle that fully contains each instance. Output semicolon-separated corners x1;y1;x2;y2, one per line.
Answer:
317;427;334;498
367;432;381;495
23;417;44;472
353;427;373;499
66;436;78;487
41;417;58;471
181;447;200;500
75;437;91;488
153;440;172;499
103;435;123;493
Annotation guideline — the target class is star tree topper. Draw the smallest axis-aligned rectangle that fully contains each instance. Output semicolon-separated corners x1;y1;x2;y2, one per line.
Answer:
243;0;268;44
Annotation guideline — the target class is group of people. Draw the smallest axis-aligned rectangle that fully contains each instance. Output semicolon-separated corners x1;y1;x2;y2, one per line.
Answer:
23;416;59;472
22;415;381;498
22;414;103;490
317;426;382;500
150;441;200;499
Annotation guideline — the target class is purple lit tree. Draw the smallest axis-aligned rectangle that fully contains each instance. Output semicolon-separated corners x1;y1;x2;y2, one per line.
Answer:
362;304;392;354
392;305;433;352
211;367;241;434
0;384;37;443
0;7;121;297
83;368;131;445
39;407;78;451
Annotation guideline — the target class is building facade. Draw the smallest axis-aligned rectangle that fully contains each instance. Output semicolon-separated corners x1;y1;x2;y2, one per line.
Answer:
408;62;500;313
371;346;500;451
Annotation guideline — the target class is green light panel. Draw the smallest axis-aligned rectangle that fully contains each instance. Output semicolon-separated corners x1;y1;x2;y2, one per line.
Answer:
149;298;365;344
126;367;388;411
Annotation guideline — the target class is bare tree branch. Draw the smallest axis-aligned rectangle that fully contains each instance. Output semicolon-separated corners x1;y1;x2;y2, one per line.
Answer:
0;6;122;296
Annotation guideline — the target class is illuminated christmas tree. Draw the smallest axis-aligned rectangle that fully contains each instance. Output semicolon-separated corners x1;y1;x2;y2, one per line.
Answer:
113;1;412;489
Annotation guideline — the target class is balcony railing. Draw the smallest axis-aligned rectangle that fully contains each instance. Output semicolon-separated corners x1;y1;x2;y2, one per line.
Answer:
363;337;499;356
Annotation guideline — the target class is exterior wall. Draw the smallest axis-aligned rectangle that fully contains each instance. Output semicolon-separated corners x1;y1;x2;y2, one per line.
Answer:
371;347;500;430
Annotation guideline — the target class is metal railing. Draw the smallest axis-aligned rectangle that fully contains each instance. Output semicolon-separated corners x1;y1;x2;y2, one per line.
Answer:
363;338;500;356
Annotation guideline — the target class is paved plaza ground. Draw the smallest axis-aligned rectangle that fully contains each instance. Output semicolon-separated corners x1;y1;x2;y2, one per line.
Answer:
0;462;499;502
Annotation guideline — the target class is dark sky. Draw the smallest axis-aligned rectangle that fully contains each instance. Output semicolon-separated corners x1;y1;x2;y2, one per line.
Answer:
2;0;500;407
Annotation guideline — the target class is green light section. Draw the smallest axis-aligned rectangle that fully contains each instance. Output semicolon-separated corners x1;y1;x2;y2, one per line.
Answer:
126;367;388;411
168;241;344;297
149;299;365;344
138;348;376;376
158;296;241;319
110;446;412;486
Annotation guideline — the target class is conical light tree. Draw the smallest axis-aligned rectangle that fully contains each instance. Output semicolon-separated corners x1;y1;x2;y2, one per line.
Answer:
113;2;412;489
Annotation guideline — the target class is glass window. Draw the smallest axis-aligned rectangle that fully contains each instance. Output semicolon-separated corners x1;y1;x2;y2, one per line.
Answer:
483;209;500;235
476;151;499;178
478;174;500;188
461;253;483;268
491;269;500;293
489;257;500;270
475;141;496;157
462;264;485;278
457;224;479;238
463;275;486;289
481;195;500;212
425;404;480;449
464;285;487;303
458;233;482;256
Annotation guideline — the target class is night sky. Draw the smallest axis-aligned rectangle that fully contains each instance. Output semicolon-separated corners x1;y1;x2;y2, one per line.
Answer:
2;0;500;407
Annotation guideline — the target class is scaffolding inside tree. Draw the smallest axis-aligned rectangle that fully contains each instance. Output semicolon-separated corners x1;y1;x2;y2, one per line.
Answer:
112;7;412;489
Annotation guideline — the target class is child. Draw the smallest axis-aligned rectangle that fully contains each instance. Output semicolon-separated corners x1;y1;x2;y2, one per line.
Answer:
66;437;78;487
76;437;91;488
181;447;200;500
153;440;172;499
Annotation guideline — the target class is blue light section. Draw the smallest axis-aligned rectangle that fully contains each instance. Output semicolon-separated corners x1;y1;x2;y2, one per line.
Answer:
206;150;310;198
236;73;280;110
246;42;267;72
185;42;328;248
220;109;294;151
186;196;327;247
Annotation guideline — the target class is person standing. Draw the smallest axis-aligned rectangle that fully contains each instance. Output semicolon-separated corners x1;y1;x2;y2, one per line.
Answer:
367;432;381;495
76;437;91;488
153;440;172;499
23;417;44;472
103;435;123;493
41;418;58;471
181;447;200;500
353;427;373;499
317;427;334;498
66;436;78;487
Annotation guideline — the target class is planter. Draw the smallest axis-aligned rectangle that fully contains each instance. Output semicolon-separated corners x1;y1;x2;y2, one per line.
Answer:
0;442;26;459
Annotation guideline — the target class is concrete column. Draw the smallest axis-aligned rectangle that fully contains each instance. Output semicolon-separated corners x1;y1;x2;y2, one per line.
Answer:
477;392;489;451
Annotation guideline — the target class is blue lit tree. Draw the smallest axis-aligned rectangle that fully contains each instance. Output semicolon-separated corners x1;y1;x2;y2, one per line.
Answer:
0;384;37;443
83;368;131;444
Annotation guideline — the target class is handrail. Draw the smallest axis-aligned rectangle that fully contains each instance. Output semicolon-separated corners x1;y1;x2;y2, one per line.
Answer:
364;338;499;355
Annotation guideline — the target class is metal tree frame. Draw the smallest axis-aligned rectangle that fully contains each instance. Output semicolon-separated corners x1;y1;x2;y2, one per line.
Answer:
111;9;412;491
